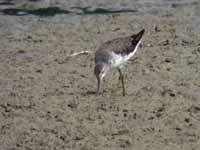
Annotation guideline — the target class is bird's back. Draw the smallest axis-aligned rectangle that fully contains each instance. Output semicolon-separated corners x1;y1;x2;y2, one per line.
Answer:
95;29;145;67
97;36;134;56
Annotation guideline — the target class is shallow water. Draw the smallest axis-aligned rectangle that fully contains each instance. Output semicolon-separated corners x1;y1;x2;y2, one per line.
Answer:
0;0;199;16
0;0;199;32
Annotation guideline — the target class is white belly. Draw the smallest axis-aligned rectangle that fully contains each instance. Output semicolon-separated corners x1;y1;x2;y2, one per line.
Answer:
110;53;126;68
110;40;141;68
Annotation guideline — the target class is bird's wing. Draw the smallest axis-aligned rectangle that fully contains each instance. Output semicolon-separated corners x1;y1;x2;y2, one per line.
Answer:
100;37;134;56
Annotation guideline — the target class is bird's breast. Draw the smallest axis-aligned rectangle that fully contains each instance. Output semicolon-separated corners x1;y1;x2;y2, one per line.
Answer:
110;52;127;68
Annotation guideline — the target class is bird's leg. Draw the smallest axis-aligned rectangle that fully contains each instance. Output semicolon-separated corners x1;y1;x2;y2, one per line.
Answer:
118;69;126;96
117;73;122;88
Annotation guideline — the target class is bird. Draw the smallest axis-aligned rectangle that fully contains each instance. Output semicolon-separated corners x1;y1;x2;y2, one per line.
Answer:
94;29;145;96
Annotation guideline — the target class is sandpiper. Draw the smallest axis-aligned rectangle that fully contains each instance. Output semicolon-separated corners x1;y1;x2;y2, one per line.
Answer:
94;29;145;96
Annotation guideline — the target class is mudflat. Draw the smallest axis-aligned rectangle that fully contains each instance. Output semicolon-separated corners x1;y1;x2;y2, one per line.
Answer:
0;0;200;149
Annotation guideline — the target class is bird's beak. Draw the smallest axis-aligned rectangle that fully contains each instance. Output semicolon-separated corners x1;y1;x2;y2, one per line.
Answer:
97;76;101;94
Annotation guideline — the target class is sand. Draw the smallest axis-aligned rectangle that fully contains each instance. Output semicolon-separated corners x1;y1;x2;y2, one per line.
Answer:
0;0;200;149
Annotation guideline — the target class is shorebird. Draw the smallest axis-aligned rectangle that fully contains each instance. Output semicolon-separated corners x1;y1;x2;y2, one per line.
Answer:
94;29;145;96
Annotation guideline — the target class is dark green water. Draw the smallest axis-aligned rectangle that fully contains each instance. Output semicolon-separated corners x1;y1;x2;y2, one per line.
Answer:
0;0;199;17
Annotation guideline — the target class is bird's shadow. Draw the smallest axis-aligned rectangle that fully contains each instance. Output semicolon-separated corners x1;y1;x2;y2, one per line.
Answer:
86;91;96;95
79;90;96;96
81;89;109;96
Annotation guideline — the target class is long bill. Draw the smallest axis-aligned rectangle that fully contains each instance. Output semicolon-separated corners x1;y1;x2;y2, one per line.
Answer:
97;76;101;94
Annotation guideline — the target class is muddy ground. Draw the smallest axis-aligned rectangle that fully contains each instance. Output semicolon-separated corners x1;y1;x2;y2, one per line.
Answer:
0;0;200;150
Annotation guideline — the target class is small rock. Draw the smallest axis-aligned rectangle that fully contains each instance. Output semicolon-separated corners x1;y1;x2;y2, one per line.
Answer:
147;43;153;47
163;40;169;46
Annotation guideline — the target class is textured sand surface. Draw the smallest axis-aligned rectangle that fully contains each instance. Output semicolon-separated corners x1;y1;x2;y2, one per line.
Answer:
0;0;200;150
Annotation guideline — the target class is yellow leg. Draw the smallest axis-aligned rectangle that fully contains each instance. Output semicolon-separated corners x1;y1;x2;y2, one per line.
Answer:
118;69;126;96
117;74;122;88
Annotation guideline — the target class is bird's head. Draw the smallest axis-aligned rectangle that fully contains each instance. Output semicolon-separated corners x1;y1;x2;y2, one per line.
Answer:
94;63;108;94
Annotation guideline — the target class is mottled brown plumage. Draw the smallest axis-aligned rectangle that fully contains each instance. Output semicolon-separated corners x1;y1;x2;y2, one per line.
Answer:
98;36;135;55
96;29;144;56
94;29;145;95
